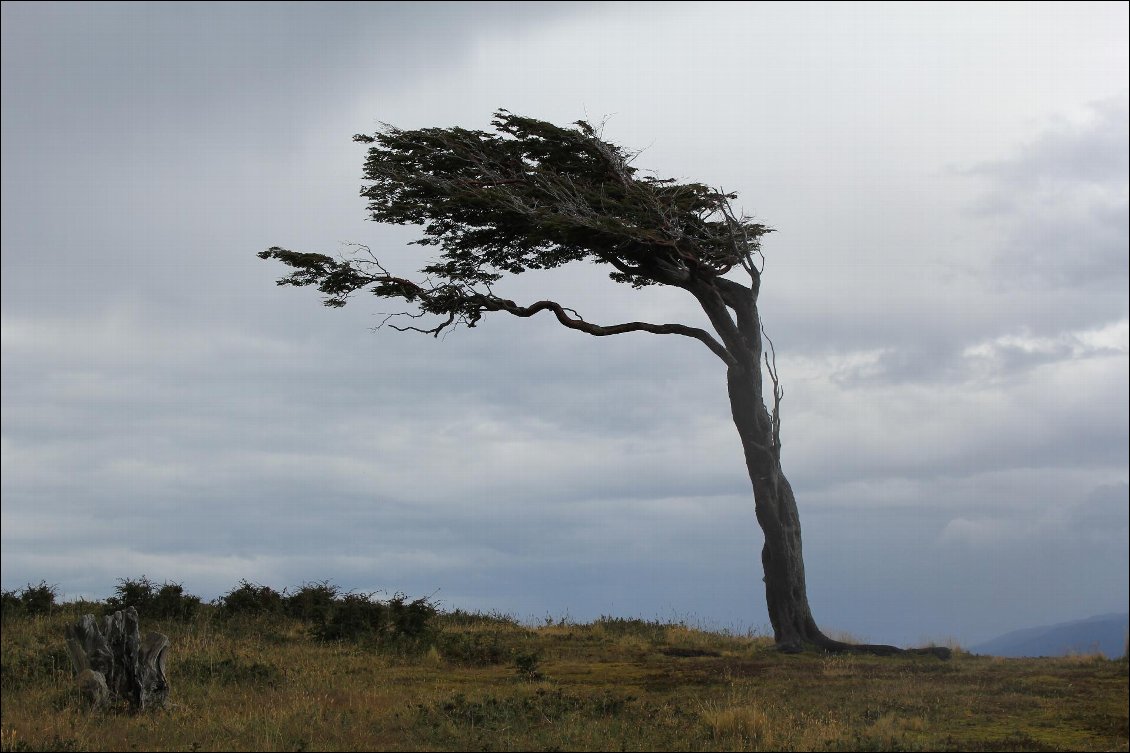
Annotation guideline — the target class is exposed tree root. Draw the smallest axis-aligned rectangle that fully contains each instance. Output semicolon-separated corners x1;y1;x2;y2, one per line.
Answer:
777;634;952;660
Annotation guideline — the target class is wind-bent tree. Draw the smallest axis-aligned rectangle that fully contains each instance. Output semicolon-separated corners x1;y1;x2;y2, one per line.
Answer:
261;110;947;657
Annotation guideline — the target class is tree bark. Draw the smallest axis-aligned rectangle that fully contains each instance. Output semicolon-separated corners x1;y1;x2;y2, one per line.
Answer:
65;607;171;710
728;362;950;657
713;283;950;658
725;363;823;651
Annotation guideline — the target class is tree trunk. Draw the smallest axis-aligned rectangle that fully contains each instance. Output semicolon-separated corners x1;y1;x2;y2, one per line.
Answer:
726;364;822;650
65;607;171;710
726;364;950;658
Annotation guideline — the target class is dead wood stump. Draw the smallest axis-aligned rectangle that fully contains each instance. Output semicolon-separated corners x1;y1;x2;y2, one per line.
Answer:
64;606;169;711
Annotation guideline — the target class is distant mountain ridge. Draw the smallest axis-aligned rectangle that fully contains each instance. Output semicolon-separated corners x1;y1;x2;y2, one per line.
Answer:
971;613;1128;659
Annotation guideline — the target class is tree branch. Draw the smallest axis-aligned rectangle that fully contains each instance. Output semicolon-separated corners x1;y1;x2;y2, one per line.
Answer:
259;245;736;366
485;297;736;366
762;321;784;457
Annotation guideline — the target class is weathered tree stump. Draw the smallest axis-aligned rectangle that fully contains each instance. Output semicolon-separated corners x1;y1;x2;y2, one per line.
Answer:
64;606;170;711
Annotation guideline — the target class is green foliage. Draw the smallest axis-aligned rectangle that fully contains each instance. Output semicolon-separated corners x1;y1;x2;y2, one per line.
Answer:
433;609;527;666
312;591;438;646
0;589;19;619
513;651;542;680
153;581;202;620
217;580;286;618
385;592;437;640
260;110;772;332
437;631;511;667
435;608;521;629
0;582;57;619
283;580;340;623
311;591;385;642
104;576;201;621
353;110;770;285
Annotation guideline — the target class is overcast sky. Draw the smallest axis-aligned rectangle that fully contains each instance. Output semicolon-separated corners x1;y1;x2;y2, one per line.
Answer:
2;1;1127;647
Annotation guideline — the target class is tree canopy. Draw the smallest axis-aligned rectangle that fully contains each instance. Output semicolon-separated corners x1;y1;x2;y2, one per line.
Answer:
260;110;772;365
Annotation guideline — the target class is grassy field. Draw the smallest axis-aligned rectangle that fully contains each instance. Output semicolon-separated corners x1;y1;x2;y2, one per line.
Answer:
2;595;1127;752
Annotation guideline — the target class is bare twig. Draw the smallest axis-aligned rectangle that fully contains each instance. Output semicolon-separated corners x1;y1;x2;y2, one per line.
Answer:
761;319;783;455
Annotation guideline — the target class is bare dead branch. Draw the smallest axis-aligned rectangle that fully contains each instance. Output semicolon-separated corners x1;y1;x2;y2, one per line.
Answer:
761;319;784;456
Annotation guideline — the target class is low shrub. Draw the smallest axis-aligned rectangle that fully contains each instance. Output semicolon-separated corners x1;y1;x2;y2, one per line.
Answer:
0;582;58;619
312;591;438;647
514;651;542;679
437;631;510;666
284;580;340;623
105;576;202;621
217;580;286;618
0;589;19;618
314;591;386;642
387;592;437;639
435;609;521;630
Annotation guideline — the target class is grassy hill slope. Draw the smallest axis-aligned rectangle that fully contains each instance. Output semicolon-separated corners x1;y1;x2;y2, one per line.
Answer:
2;597;1127;752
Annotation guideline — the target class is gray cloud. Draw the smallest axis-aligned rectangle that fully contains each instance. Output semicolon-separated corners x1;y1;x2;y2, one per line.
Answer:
967;99;1129;292
969;100;1129;189
2;2;1126;649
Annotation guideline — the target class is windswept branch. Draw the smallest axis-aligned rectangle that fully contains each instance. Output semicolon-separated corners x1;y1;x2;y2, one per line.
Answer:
488;298;735;365
258;245;735;366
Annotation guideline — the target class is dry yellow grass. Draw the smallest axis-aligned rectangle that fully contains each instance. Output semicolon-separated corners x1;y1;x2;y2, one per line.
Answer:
2;604;1127;752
